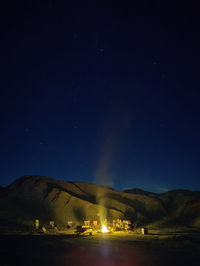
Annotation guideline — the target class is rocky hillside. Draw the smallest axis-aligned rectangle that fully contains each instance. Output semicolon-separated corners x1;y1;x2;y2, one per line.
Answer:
0;176;199;228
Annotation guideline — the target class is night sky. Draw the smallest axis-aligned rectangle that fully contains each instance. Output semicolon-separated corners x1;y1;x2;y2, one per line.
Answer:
1;1;200;192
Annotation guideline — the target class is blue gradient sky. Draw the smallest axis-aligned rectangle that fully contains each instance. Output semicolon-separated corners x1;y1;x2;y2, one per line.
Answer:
0;2;200;192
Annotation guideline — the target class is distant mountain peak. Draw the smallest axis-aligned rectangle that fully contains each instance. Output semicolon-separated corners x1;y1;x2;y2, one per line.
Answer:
123;188;155;196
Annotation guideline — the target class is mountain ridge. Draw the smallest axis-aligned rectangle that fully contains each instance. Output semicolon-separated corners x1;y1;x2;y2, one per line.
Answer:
0;175;200;228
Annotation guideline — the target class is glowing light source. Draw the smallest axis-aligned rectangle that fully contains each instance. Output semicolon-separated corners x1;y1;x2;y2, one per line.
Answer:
101;225;109;233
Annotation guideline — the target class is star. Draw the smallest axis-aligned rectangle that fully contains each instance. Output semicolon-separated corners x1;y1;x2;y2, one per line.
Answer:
161;73;167;79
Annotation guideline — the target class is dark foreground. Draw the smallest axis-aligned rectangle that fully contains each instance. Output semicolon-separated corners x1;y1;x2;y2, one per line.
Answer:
0;231;200;266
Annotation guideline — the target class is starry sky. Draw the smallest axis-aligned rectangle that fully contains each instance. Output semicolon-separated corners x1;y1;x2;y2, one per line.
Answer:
0;1;200;192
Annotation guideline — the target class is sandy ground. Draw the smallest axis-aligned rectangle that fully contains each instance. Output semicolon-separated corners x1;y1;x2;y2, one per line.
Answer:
0;230;200;266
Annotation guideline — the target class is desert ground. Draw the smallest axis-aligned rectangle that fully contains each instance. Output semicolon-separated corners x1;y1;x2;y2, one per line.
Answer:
0;228;200;266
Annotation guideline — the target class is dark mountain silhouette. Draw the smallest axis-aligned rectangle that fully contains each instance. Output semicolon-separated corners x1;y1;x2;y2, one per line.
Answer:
123;188;155;196
0;176;200;228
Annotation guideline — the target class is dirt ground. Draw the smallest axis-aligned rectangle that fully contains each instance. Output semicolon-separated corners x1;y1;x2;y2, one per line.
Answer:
0;230;200;266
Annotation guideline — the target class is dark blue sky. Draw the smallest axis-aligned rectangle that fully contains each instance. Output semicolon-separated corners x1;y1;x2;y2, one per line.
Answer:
0;2;200;192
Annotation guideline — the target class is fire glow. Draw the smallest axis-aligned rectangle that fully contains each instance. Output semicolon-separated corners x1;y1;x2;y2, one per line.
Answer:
101;225;109;233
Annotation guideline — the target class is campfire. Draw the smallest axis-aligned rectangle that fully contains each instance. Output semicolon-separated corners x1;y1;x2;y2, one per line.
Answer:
101;225;109;233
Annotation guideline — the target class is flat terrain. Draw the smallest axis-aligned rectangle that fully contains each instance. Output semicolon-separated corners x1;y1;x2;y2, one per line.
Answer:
0;230;200;266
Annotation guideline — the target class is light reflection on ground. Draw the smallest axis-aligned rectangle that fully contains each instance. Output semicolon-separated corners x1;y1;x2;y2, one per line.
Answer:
60;243;154;266
1;232;200;266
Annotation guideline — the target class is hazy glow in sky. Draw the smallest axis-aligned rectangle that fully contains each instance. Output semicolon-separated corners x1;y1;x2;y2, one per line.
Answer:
0;3;200;192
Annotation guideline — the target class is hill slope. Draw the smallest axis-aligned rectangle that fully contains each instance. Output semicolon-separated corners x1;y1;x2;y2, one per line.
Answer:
0;176;199;228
